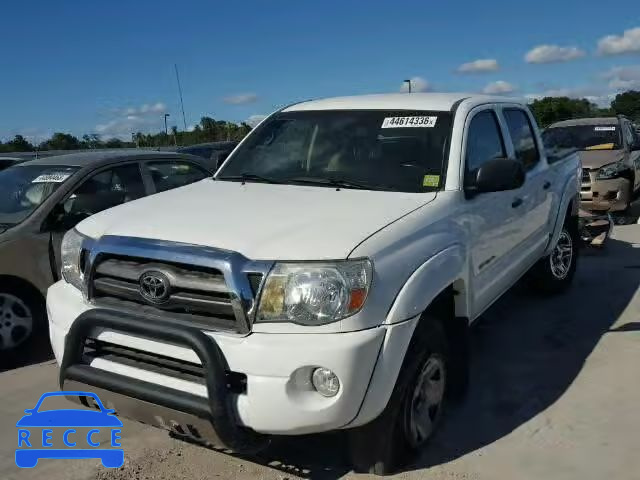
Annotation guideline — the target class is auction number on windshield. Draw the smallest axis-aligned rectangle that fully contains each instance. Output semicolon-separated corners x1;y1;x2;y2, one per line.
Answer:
381;116;437;128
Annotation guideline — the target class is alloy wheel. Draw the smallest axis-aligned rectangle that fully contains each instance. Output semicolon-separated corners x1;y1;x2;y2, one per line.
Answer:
404;355;446;448
0;293;33;351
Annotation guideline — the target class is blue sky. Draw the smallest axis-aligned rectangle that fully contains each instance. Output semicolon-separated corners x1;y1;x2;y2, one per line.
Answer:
1;0;639;141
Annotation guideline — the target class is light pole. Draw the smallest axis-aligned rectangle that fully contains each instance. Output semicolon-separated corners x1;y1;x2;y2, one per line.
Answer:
164;113;170;136
404;79;412;93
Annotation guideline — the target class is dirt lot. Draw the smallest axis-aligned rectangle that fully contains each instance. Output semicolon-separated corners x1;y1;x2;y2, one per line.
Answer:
1;222;639;480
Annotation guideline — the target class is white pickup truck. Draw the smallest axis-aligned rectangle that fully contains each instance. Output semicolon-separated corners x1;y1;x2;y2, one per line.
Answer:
47;93;581;474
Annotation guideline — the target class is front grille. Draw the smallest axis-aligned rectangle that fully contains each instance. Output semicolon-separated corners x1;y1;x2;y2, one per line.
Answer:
90;255;257;332
82;338;247;394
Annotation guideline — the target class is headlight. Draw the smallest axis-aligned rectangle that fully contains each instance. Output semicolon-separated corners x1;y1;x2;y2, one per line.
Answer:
597;160;626;180
61;229;86;291
256;259;372;326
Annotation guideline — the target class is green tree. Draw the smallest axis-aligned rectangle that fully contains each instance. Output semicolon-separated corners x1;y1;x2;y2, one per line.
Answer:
529;97;597;128
42;132;81;150
611;91;640;120
5;134;34;152
104;138;126;148
82;133;102;149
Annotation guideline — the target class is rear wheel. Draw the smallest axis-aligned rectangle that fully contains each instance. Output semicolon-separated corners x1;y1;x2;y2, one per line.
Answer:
348;316;449;475
529;215;578;293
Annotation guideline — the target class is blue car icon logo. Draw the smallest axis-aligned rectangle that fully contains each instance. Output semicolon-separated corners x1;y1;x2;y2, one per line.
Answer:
16;391;123;468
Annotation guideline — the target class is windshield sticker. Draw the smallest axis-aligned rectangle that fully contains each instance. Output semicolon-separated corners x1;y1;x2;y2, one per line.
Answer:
422;175;440;187
594;126;616;131
32;172;72;183
381;116;437;128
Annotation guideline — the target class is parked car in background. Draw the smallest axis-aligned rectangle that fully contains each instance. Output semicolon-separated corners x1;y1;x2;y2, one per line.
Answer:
0;151;213;354
177;141;238;171
543;116;640;212
0;156;23;171
48;93;581;475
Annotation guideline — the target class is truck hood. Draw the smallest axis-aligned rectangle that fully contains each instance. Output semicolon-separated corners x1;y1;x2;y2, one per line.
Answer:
78;179;436;260
579;149;625;169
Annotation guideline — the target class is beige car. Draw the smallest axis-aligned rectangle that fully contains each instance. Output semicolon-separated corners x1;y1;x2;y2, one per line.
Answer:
544;117;640;212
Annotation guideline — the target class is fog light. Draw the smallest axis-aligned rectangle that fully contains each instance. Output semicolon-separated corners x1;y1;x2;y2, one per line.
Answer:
311;368;340;397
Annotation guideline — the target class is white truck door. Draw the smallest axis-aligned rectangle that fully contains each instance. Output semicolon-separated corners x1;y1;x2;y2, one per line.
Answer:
462;107;522;316
500;107;551;261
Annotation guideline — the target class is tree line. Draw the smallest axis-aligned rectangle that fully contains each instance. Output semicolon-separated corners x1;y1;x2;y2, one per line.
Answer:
2;90;640;153
0;116;253;153
529;90;640;128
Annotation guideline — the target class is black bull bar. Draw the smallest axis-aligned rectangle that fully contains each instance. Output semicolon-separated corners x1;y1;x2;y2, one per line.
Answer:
59;309;267;453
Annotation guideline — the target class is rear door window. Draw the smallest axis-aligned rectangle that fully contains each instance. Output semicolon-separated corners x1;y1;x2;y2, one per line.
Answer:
147;161;209;193
503;109;540;170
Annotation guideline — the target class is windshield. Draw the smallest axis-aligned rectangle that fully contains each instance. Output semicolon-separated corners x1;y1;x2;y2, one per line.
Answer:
0;165;79;226
217;110;453;193
542;125;622;151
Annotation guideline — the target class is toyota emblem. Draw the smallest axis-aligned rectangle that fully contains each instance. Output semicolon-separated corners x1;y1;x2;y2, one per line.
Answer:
139;270;171;304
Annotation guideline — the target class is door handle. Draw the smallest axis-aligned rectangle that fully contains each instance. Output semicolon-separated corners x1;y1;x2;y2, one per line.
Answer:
543;181;551;190
511;198;523;208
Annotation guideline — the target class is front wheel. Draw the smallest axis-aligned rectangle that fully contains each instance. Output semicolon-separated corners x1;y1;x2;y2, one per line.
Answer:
0;285;45;353
529;216;578;294
348;316;449;475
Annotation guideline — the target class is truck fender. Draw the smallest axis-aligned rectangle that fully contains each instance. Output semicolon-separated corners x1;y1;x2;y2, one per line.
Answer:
546;176;579;255
346;245;467;428
385;244;467;325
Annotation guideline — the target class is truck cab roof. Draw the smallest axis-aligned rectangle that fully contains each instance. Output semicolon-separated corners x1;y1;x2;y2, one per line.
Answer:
285;93;525;112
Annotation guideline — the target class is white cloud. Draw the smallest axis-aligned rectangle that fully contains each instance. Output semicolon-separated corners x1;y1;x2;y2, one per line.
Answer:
483;80;517;95
246;114;267;127
95;101;168;139
399;76;430;92
113;102;166;117
223;93;259;105
456;59;499;73
597;27;640;55
603;65;640;90
524;45;585;64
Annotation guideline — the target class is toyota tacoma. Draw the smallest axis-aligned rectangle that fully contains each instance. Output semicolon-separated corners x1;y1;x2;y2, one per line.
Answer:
47;93;581;474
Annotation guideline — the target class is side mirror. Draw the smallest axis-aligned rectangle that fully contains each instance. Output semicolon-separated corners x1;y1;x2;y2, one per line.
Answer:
466;158;525;195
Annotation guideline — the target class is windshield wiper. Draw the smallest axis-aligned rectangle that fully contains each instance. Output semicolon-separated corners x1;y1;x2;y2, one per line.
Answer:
216;173;282;184
287;176;387;191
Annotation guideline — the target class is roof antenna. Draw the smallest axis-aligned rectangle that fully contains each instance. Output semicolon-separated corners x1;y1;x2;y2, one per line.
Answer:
175;64;188;131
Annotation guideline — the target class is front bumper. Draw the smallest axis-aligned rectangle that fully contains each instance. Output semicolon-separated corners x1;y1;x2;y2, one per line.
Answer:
47;281;387;440
580;177;631;212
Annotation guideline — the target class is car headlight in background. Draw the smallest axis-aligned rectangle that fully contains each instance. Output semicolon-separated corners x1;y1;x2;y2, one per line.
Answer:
256;259;372;326
61;229;86;291
597;160;627;180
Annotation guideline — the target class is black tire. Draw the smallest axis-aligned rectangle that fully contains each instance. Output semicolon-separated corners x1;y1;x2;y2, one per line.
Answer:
348;316;449;476
0;283;46;354
529;214;579;294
